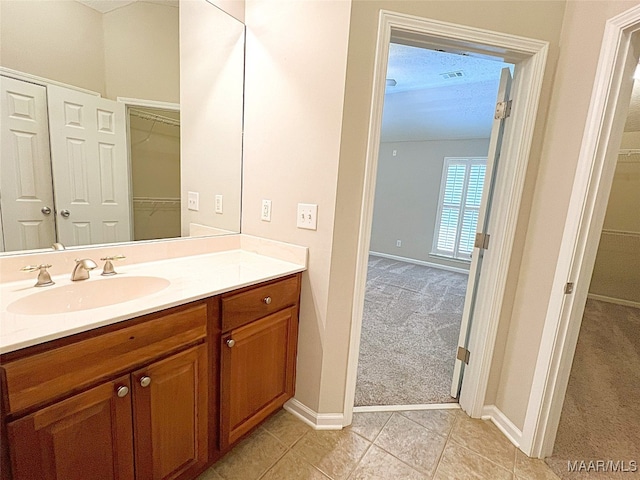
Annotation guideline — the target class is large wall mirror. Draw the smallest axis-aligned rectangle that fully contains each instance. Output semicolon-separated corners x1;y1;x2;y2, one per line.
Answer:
0;0;244;254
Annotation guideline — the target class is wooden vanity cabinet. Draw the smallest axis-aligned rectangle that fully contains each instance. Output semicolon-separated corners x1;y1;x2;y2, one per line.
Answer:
1;300;214;480
219;274;301;448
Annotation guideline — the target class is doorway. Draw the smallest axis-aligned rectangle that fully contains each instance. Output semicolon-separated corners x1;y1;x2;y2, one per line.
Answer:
343;11;549;425
127;105;181;241
354;43;513;408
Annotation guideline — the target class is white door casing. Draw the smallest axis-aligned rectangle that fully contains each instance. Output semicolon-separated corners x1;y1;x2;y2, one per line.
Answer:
0;76;56;251
47;84;131;247
343;10;548;428
451;67;513;398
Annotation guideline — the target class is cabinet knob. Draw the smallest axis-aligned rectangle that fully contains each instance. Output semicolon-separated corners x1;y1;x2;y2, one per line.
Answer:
140;376;151;388
226;339;235;348
262;296;272;305
116;385;129;398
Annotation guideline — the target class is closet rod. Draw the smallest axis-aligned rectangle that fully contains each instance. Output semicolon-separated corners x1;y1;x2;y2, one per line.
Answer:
129;108;180;127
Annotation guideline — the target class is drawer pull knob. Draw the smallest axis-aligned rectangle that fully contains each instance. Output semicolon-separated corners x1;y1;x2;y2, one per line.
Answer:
116;386;129;398
140;376;151;388
226;339;236;348
263;296;272;305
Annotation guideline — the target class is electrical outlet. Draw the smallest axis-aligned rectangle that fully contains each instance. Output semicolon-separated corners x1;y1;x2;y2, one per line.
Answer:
215;195;223;214
297;203;318;230
396;240;402;247
187;191;199;211
261;199;272;221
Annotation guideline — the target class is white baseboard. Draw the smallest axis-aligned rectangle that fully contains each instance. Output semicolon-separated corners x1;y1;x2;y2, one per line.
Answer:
481;405;522;448
587;293;640;309
284;398;344;430
354;403;461;413
369;251;470;275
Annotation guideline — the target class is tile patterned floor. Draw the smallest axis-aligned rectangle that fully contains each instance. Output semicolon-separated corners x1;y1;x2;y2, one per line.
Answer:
197;409;560;480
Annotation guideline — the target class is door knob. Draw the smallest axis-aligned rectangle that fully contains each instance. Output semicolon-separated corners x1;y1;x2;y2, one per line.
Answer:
60;209;70;218
116;386;129;398
226;339;235;348
139;376;151;388
41;206;52;215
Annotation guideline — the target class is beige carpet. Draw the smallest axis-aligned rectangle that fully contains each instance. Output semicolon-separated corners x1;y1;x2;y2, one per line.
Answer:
546;299;640;479
355;256;468;406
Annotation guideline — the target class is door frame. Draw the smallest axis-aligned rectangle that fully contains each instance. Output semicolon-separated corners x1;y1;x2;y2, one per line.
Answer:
521;4;640;458
343;10;548;426
117;97;180;236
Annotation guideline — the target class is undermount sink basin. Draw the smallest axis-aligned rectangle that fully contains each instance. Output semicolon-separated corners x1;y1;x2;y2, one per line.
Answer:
7;276;171;315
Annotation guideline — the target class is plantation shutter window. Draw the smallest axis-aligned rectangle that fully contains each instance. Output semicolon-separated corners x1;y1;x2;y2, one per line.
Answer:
432;157;487;261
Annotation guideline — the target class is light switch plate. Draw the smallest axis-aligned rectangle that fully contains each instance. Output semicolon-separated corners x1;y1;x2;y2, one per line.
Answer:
215;195;223;214
261;199;272;221
297;203;318;230
187;191;199;211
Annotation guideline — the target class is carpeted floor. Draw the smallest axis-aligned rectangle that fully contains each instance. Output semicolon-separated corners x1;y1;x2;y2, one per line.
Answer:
545;299;640;479
355;255;469;406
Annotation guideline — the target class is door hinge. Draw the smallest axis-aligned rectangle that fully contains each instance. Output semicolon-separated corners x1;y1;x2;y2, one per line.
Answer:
457;347;470;365
474;232;490;250
495;100;512;119
564;282;574;294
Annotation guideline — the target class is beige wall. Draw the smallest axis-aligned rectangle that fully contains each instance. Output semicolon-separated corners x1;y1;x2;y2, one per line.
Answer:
209;0;246;22
242;0;567;415
242;0;352;411
103;2;179;103
0;1;179;103
0;0;105;94
180;0;244;236
371;139;489;270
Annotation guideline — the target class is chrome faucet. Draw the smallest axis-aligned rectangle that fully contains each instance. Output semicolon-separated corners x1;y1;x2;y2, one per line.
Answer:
71;258;97;281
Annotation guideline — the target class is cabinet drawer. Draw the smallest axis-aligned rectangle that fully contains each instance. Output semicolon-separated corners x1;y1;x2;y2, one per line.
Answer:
2;302;208;416
221;275;300;331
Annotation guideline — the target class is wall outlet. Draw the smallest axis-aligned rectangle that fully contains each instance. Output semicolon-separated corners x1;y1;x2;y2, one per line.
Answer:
187;191;199;211
396;240;402;247
215;195;223;214
297;203;318;230
261;199;272;221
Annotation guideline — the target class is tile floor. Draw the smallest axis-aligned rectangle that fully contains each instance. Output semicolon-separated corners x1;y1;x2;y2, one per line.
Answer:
197;408;560;480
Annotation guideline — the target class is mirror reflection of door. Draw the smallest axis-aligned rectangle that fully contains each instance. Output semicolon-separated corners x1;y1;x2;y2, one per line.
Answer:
128;106;181;241
0;75;56;252
47;84;131;247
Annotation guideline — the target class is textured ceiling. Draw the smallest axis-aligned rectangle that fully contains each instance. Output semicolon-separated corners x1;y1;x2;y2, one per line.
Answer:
381;43;513;142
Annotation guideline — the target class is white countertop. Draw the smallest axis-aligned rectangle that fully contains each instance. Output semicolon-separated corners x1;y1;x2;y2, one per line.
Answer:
0;249;306;354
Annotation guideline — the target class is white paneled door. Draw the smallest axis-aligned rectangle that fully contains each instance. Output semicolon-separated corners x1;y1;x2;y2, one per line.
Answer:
0;76;56;252
451;67;513;398
47;85;131;246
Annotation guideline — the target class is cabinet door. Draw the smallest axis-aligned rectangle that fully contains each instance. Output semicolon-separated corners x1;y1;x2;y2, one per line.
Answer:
7;376;134;480
132;344;208;480
220;307;298;448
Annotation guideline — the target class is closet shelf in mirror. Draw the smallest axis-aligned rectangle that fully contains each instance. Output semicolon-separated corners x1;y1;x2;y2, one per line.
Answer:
129;108;180;127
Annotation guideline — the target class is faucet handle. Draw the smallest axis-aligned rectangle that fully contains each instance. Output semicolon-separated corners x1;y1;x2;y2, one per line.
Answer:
100;255;126;276
21;264;55;287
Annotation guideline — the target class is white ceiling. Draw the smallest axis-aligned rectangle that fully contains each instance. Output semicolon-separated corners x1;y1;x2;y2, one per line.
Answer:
381;43;513;142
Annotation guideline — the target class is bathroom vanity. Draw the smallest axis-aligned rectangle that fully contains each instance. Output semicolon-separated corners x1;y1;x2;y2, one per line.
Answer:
0;239;306;480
